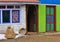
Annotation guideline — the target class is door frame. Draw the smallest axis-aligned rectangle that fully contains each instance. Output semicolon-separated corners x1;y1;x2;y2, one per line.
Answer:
26;5;38;33
46;5;56;32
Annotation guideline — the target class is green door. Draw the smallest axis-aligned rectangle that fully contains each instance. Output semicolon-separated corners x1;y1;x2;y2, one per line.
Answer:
46;6;55;32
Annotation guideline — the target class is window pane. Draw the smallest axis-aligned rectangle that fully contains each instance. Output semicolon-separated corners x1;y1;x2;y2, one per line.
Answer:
47;16;54;24
46;16;51;24
50;16;54;23
46;24;50;31
46;20;50;24
7;6;14;8
46;16;51;18
46;7;50;14
12;10;20;23
15;5;20;8
34;24;36;32
0;6;5;9
2;10;10;23
51;24;54;31
51;7;54;15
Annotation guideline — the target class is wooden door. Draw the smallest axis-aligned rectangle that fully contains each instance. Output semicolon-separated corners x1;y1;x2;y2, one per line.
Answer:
46;6;56;32
27;5;38;32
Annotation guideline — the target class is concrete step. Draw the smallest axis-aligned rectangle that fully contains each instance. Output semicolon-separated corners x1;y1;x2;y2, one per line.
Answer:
39;32;60;35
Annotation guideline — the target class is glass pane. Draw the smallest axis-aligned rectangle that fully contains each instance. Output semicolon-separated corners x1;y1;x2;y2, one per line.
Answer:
34;15;36;24
46;24;50;31
12;10;20;23
7;6;14;8
51;24;54;31
34;24;36;32
46;7;50;15
47;20;50;24
2;10;10;23
51;16;54;19
15;5;20;8
51;7;54;15
50;16;54;23
46;16;51;18
0;6;5;9
46;16;51;23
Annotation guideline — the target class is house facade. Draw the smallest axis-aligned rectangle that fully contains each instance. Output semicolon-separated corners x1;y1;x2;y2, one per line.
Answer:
38;0;60;32
0;0;39;34
1;0;60;34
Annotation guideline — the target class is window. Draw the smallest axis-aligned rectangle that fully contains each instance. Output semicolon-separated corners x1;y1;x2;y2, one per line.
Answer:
2;10;10;23
46;6;55;32
0;5;20;24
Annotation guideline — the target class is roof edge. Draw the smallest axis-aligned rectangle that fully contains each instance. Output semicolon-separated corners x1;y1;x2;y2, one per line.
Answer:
0;2;40;5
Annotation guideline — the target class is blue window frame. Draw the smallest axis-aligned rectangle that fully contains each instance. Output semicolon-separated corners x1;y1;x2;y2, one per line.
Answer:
0;5;21;24
0;11;1;23
0;9;20;24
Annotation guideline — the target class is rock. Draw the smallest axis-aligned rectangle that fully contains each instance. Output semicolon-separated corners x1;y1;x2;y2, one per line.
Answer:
5;27;16;39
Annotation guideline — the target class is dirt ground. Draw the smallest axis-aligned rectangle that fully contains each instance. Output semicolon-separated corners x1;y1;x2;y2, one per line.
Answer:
0;33;60;42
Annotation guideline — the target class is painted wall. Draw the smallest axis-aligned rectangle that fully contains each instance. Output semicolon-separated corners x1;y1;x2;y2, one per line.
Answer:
40;0;60;4
38;4;60;32
0;5;26;34
38;4;46;32
56;5;60;32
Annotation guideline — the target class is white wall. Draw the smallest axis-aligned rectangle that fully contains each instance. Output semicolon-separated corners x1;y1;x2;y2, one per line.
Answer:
0;5;26;34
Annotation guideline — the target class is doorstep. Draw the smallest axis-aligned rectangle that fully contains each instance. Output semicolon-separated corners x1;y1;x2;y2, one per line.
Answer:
38;32;60;35
26;32;60;35
27;32;38;35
